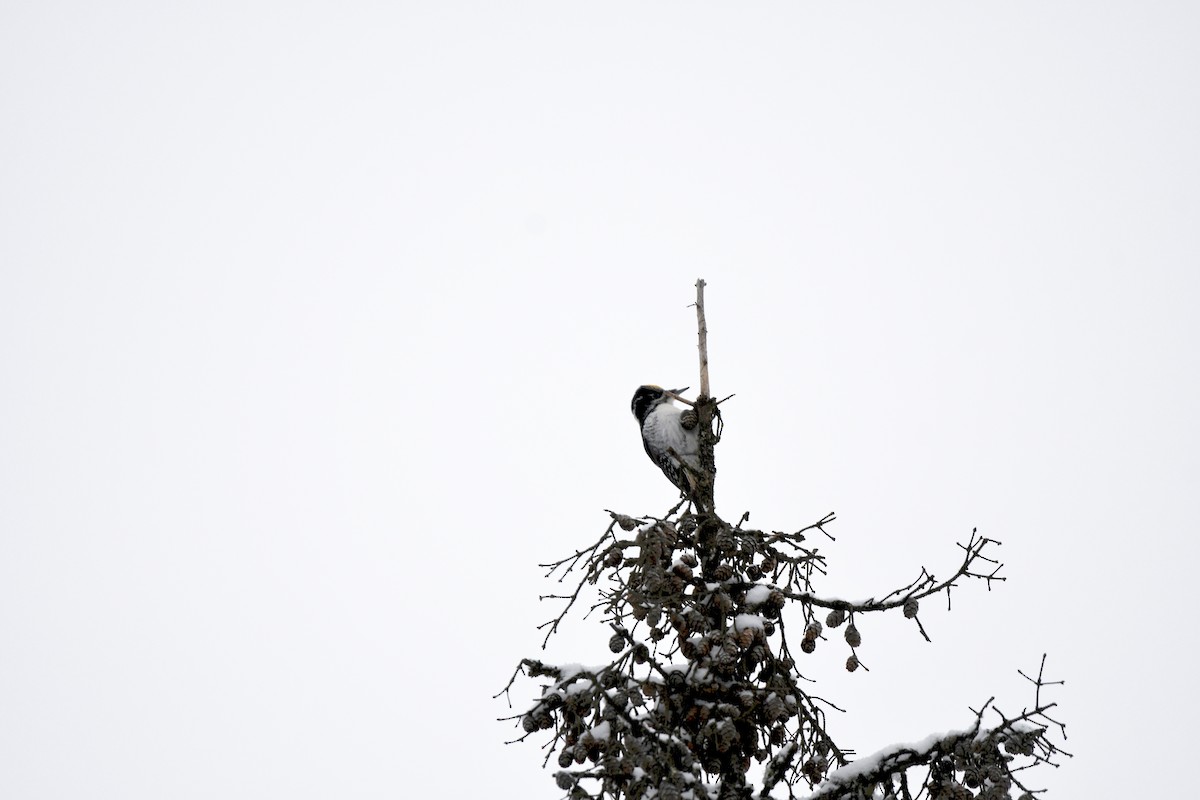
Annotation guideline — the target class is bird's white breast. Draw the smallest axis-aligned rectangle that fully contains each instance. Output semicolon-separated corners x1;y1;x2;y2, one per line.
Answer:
643;403;700;468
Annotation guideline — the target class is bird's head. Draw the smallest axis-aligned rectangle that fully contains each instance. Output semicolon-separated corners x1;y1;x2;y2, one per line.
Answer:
631;385;689;423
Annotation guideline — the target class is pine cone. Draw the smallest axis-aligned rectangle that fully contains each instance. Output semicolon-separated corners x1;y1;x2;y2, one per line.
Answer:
845;624;861;648
736;627;756;648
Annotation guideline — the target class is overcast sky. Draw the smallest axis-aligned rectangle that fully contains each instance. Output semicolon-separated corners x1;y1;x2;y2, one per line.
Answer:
2;3;1198;798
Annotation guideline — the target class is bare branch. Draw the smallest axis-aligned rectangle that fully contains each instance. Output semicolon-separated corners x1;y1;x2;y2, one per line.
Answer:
782;530;1004;624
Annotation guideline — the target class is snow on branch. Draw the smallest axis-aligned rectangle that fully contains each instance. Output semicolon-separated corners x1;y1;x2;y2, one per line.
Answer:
799;656;1069;800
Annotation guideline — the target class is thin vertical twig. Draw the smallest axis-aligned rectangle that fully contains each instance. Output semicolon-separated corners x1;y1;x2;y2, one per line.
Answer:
693;278;716;513
695;278;710;399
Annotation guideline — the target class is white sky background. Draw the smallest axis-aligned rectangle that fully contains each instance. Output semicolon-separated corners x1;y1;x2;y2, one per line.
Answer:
2;2;1197;798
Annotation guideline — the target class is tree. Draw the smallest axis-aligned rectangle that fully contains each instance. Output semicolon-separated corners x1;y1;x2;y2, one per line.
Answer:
499;281;1069;800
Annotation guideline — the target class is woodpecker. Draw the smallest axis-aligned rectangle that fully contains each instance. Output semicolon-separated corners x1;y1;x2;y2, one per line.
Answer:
631;385;701;496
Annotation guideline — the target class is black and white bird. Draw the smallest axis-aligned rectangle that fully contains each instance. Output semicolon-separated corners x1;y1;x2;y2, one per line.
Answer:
631;385;701;496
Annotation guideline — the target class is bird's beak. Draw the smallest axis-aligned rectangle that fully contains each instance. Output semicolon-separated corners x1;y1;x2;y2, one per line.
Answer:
665;387;690;400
